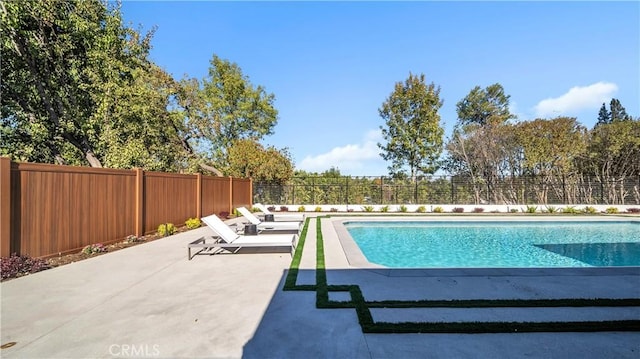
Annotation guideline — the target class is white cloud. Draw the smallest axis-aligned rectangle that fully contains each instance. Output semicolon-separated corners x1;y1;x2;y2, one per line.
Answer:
533;82;618;118
298;129;385;174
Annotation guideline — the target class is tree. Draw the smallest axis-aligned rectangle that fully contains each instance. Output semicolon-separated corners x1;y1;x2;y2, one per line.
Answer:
378;73;444;179
455;83;515;127
445;83;517;203
516;117;587;203
224;139;293;183
579;119;640;203
596;103;611;126
1;0;179;170
2;0;129;166
176;55;279;174
609;98;631;122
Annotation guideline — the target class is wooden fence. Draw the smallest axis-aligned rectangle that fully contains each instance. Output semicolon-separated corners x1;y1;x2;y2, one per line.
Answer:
0;157;252;258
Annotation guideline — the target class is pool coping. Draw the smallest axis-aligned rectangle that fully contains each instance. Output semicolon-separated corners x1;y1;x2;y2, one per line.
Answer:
331;215;640;277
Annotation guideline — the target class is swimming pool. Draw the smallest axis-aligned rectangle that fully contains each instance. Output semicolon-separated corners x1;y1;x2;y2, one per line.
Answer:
343;220;640;268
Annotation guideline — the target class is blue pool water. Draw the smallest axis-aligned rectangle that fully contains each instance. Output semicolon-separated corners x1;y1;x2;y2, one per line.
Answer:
344;221;640;268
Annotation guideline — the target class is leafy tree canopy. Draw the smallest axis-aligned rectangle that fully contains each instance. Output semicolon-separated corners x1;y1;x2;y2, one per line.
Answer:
455;83;515;128
378;73;444;179
225;139;293;184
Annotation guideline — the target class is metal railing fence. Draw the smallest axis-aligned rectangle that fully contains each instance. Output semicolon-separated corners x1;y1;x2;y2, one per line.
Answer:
254;175;640;206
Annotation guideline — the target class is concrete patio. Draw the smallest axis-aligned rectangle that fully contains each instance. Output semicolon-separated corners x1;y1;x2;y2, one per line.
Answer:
1;215;639;358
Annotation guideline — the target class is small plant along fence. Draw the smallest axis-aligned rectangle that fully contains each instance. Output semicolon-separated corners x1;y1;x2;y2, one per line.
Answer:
254;175;640;206
0;157;252;258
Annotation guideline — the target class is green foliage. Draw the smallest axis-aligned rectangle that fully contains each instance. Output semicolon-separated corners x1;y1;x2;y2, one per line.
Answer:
314;206;323;212
0;0;185;170
433;206;444;213
580;121;640;204
510;208;519;213
522;205;538;213
297;206;306;212
582;206;597;214
456;83;515;127
398;205;408;213
82;243;107;255
157;223;176;236
609;99;631;123
177;55;278;170
380;205;390;213
606;207;619;214
416;205;426;213
185;218;202;229
545;206;558;213
362;205;374;212
562;206;579;214
597;103;611;126
225;139;293;183
378;73;444;178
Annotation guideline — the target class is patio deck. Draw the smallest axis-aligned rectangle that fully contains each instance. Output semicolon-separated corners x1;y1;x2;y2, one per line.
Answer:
1;214;639;358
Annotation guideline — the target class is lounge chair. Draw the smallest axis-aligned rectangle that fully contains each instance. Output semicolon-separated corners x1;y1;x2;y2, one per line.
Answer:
236;207;302;232
253;203;305;222
188;215;297;260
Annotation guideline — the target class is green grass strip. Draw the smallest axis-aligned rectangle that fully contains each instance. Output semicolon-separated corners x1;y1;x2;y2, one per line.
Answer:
315;216;331;307
283;217;315;291
284;214;640;333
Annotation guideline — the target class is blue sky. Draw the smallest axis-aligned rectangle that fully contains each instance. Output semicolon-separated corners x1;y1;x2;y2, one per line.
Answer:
120;1;639;176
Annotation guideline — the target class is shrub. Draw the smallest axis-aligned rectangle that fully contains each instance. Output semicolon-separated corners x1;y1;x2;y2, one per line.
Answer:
452;207;464;213
297;205;306;212
347;208;354;212
330;207;338;212
606;207;619;214
380;205;390;213
82;243;107;255
124;235;141;244
219;211;230;219
185;218;202;229
362;205;374;212
626;208;640;214
280;206;289;212
433;206;444;213
582;206;597;214
267;206;276;212
472;207;484;213
314;206;323;212
510;208;519;213
416;205;426;213
250;207;261;213
399;205;408;212
562;206;579;214
545;206;558;213
521;205;538;213
1;254;50;280
157;223;176;236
